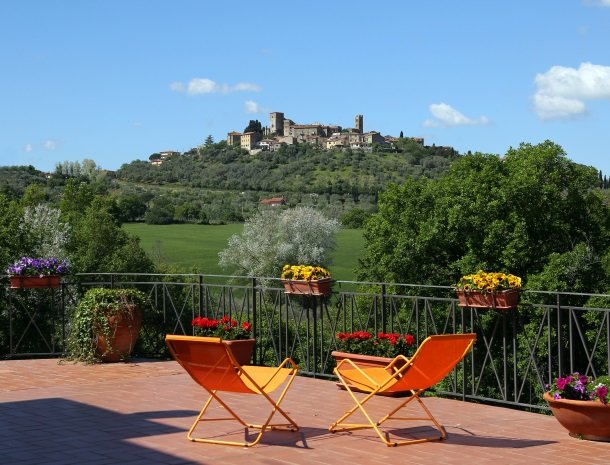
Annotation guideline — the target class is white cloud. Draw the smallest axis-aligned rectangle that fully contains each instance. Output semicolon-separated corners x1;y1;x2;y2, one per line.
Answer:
43;140;58;150
232;82;262;92
423;103;489;127
188;78;219;94
23;140;60;152
244;100;260;114
533;62;610;120
170;78;261;96
244;100;272;115
532;94;587;120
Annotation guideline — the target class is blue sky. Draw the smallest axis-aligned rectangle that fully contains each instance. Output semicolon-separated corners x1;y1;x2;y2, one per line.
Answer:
2;0;610;175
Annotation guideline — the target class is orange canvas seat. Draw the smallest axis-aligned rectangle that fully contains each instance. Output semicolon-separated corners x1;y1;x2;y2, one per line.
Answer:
165;335;299;447
329;333;476;447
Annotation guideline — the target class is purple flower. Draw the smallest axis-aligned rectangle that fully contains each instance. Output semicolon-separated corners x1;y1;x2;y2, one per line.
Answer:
549;372;610;404
6;256;70;276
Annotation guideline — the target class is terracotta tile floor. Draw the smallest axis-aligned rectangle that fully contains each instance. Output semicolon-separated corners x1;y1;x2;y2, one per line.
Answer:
1;358;609;465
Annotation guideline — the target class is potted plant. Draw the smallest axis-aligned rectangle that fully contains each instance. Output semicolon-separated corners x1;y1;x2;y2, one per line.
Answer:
67;287;149;363
280;264;332;296
6;256;70;289
192;315;254;365
332;331;416;368
331;331;416;395
544;372;610;441
454;270;522;309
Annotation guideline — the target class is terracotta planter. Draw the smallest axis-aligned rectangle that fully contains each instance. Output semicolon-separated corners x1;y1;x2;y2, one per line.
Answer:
455;288;520;310
281;277;332;296
332;350;394;369
10;275;61;289
544;392;610;441
331;350;409;396
95;305;143;362
223;338;256;365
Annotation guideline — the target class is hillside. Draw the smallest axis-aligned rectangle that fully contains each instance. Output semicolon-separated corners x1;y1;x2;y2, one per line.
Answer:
116;140;459;196
0;141;460;226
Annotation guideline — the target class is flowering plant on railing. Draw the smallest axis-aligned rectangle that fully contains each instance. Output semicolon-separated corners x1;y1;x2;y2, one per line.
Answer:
547;372;610;404
6;256;70;276
455;270;522;293
335;331;416;358
192;315;252;340
281;264;330;281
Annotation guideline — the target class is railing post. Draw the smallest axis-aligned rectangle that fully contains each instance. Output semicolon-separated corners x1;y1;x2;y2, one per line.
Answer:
557;293;563;377
312;295;317;378
607;310;610;375
198;274;203;317
381;283;387;334
251;277;257;365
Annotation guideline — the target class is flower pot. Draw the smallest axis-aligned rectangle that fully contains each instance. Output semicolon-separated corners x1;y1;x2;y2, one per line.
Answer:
331;350;409;397
95;305;143;362
223;338;256;365
544;392;610;441
281;277;332;296
332;350;394;368
10;275;61;289
455;288;520;310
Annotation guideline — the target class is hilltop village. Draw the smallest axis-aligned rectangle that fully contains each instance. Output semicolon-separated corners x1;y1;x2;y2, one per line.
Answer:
148;111;439;165
226;112;424;154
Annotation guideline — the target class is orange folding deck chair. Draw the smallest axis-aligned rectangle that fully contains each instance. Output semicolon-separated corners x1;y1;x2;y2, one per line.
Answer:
165;335;299;447
329;333;476;447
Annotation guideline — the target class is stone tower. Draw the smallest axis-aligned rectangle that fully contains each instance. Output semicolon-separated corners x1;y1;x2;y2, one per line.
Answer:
354;114;363;133
270;112;285;136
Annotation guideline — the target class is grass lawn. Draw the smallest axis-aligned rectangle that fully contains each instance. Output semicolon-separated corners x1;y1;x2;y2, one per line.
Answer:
123;223;364;281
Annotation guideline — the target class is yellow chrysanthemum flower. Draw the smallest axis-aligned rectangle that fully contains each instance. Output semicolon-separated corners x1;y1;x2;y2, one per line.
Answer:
280;264;331;281
455;270;521;293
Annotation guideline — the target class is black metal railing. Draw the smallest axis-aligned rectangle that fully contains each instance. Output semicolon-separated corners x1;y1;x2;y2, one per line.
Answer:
2;273;610;411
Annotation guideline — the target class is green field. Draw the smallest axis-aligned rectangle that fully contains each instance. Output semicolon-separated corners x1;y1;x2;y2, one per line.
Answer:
123;223;364;281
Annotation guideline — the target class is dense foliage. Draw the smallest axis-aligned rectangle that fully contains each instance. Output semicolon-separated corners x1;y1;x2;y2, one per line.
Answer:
0;166;48;198
116;141;457;196
359;141;610;292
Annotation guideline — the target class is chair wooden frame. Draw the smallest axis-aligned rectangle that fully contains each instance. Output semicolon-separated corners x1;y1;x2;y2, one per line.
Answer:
166;335;299;447
329;333;476;447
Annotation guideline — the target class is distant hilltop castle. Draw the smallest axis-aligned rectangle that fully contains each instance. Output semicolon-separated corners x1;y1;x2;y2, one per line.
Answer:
148;112;427;165
227;112;423;153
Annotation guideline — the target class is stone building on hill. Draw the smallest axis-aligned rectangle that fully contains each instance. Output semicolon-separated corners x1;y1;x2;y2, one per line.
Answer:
227;111;423;154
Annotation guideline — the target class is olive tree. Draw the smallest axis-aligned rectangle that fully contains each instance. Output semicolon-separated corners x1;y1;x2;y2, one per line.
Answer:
218;206;341;279
19;204;70;260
